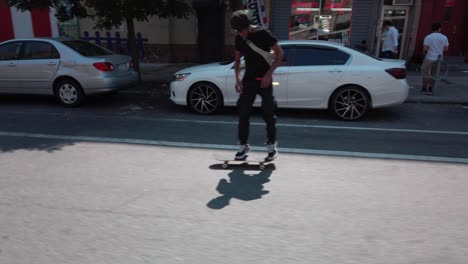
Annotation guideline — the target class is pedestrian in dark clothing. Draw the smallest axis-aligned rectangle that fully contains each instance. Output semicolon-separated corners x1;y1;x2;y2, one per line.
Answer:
357;40;368;52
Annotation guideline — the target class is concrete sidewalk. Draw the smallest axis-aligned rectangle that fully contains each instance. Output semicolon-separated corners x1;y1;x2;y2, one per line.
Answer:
406;71;468;104
137;63;468;104
2;140;468;264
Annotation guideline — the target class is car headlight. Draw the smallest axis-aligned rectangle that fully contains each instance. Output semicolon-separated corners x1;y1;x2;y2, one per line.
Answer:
173;73;191;81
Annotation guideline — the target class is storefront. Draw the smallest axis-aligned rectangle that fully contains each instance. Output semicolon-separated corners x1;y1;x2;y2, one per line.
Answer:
266;0;421;60
289;0;352;45
238;0;467;62
374;1;416;59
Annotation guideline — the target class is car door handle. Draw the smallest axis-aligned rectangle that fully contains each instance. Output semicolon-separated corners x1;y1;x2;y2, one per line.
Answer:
328;70;343;73
47;62;57;66
8;63;16;67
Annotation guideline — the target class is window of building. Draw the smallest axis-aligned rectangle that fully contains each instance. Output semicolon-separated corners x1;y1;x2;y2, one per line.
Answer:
290;0;353;45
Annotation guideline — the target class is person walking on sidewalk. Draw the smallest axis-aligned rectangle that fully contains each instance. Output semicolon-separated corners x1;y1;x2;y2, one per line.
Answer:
421;22;449;95
380;20;399;59
230;10;284;162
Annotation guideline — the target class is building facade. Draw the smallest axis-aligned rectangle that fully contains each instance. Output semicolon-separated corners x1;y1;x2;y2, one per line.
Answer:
3;0;466;64
265;0;467;63
415;0;468;62
0;5;60;42
265;0;421;60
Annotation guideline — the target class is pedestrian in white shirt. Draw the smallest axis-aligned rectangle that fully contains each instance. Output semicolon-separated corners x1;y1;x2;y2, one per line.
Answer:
421;22;449;95
380;20;399;59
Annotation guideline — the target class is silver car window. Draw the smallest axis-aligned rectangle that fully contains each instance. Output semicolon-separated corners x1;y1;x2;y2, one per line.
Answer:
61;40;113;57
0;42;23;61
22;41;60;60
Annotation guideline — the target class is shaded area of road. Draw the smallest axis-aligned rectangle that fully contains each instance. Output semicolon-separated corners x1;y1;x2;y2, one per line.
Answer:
0;91;468;162
0;103;467;159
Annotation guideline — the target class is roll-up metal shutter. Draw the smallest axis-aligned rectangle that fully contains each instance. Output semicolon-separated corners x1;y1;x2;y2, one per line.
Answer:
270;0;292;40
350;0;380;47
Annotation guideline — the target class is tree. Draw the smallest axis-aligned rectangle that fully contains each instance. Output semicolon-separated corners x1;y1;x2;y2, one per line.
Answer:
8;0;192;81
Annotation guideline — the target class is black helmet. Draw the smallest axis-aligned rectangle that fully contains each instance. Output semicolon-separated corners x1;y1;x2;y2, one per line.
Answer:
231;10;251;32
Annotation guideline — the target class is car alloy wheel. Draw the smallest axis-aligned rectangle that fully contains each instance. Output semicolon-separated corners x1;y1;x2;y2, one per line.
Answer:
189;83;221;114
54;79;84;107
332;87;369;120
59;84;79;105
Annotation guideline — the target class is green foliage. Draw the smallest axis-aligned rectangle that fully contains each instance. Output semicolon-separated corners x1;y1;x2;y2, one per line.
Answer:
8;0;192;30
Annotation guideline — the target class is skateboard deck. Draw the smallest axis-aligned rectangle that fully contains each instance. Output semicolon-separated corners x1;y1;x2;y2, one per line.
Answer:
213;153;274;170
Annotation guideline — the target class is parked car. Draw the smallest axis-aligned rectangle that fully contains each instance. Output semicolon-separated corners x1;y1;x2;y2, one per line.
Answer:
0;38;138;106
170;40;409;120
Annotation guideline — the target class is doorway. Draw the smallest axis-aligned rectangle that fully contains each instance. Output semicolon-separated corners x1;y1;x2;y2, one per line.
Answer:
375;5;410;59
195;4;225;63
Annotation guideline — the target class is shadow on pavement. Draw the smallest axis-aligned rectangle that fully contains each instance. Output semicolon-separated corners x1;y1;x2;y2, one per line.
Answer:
207;167;273;210
0;137;75;153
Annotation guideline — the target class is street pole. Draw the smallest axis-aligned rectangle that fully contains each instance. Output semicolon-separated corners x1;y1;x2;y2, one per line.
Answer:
317;0;322;40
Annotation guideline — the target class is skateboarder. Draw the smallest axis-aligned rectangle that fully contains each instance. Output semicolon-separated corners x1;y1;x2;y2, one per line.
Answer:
231;10;284;161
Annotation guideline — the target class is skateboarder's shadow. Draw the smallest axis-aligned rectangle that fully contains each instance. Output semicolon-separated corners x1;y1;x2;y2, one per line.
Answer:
207;169;272;210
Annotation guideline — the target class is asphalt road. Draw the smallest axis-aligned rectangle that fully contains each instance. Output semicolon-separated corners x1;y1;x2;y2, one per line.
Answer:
0;92;467;160
1;92;468;264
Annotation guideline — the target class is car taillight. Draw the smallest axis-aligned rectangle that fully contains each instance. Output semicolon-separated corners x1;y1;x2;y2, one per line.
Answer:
93;62;115;72
385;68;406;79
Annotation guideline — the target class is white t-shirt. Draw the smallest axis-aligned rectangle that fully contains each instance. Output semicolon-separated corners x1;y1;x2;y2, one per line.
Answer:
382;26;399;52
424;32;449;61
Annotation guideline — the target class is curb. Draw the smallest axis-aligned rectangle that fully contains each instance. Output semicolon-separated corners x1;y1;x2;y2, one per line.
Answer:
405;99;468;105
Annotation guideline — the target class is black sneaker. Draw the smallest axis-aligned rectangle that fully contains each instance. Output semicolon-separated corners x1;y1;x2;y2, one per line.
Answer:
265;142;278;162
235;144;250;160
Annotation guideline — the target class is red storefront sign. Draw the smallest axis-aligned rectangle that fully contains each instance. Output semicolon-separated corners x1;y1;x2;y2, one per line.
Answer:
291;0;320;14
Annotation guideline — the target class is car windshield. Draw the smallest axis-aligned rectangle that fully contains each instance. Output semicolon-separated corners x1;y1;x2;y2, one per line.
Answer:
61;40;113;57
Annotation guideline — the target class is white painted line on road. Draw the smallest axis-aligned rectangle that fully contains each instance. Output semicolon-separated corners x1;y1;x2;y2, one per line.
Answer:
2;110;468;136
1;131;468;164
158;118;468;136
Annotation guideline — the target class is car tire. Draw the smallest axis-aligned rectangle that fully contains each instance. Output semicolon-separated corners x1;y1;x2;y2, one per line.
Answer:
330;86;370;121
188;83;223;114
54;79;85;107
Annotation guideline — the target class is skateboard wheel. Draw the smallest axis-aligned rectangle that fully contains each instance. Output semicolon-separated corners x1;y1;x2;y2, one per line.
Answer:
222;163;228;169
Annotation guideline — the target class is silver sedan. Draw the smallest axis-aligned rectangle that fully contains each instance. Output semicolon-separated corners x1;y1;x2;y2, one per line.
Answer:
0;38;138;106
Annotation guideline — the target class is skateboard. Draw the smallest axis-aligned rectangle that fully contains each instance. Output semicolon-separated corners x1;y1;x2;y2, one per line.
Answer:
213;153;273;170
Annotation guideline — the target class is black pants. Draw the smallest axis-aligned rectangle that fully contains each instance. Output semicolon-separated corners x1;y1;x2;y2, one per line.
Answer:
237;80;277;145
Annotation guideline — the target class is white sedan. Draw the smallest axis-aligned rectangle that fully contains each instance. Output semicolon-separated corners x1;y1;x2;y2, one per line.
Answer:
170;40;409;120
